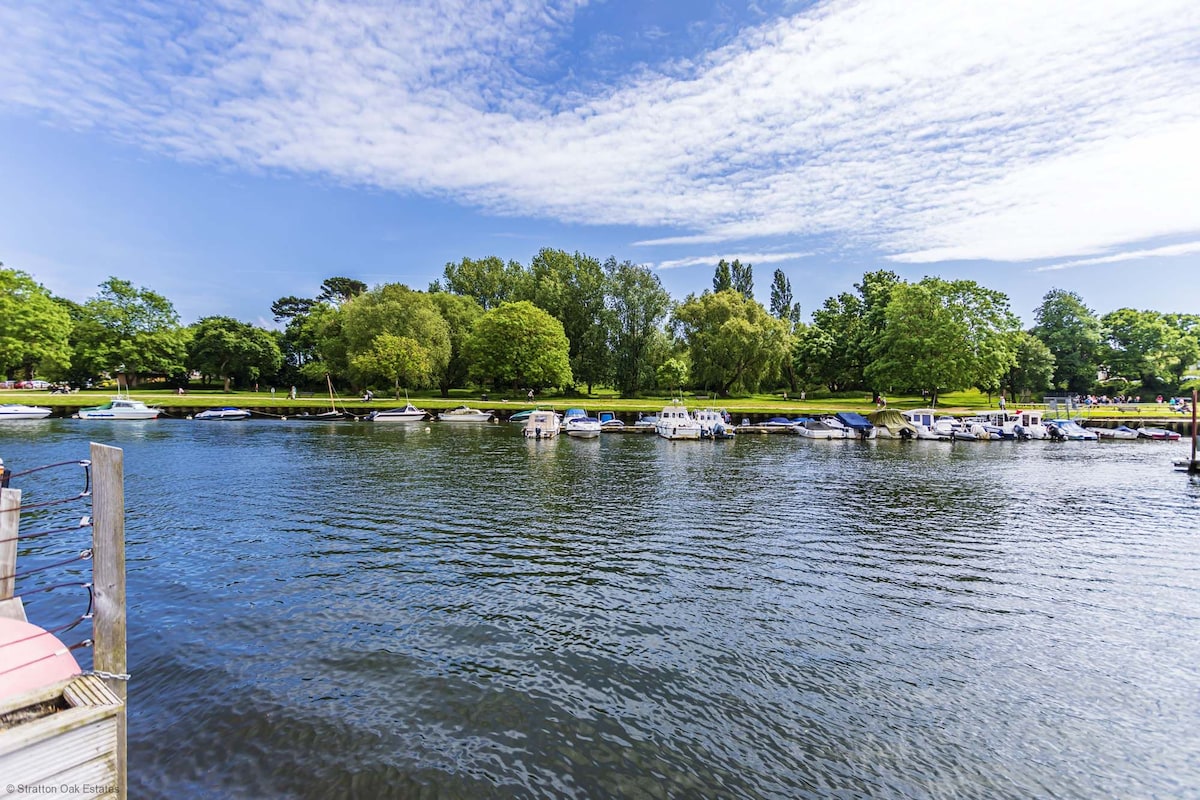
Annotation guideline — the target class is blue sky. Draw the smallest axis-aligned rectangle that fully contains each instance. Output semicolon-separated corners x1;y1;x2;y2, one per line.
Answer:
1;0;1198;328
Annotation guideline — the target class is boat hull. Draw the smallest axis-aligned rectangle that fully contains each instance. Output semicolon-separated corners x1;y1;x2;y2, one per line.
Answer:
76;409;159;420
438;413;492;422
0;405;52;420
194;408;251;421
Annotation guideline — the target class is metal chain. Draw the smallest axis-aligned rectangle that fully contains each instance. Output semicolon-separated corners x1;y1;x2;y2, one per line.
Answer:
83;669;132;681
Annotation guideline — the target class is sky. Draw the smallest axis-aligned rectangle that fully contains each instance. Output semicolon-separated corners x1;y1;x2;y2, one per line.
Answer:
1;0;1198;329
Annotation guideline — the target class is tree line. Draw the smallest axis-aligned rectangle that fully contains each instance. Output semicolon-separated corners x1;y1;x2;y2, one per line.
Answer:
2;255;1197;401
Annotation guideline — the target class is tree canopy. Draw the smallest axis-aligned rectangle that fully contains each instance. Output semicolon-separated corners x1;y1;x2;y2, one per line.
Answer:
865;278;1020;406
188;316;283;392
0;267;72;379
466;301;572;391
673;289;790;397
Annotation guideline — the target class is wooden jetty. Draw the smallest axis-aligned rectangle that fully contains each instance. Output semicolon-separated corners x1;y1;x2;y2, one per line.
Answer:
0;443;127;800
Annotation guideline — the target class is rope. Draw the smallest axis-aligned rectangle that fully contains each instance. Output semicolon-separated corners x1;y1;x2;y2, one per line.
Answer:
0;517;91;545
0;549;92;584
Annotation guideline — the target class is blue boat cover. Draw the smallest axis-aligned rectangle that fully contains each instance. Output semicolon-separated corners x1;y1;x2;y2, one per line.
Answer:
835;411;874;430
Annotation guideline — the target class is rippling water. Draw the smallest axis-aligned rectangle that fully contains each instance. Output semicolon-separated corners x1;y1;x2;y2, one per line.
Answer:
3;420;1198;798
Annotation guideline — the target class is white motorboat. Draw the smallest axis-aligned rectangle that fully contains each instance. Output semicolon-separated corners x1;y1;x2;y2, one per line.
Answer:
367;403;428;422
655;402;702;440
1045;419;1099;441
1012;409;1049;440
0;404;52;421
596;410;624;429
901;409;942;440
692;408;731;437
563;408;602;438
1096;425;1139;440
523;409;561;439
833;412;876;439
632;413;658;431
193;407;251;421
796;418;842;439
75;397;160;420
437;405;492;422
933;416;989;440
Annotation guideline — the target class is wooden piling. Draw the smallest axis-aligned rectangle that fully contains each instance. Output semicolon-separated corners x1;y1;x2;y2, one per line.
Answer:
0;486;19;603
90;442;127;800
0;485;23;622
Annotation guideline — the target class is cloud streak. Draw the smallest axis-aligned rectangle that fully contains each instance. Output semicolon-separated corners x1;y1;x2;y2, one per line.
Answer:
655;251;813;271
1;0;1197;266
1034;241;1200;272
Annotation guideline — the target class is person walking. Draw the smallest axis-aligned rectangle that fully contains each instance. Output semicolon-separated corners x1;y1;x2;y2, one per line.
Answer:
289;385;297;400
999;393;1006;411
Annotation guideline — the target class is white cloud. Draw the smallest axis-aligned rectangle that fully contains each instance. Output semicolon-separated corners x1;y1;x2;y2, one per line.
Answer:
0;0;1198;264
1034;240;1200;272
655;251;813;271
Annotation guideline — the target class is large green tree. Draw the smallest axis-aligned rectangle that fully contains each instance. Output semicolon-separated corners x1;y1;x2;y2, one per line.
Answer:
338;284;451;389
672;289;791;397
83;277;188;385
731;259;754;300
435;256;526;310
808;292;865;391
522;248;610;394
429;291;483;397
316;277;367;307
466;301;572;391
349;333;433;395
0;267;72;379
1031;289;1103;393
605;259;671;397
1101;308;1199;392
866;278;1020;406
187;316;283;392
1002;331;1056;402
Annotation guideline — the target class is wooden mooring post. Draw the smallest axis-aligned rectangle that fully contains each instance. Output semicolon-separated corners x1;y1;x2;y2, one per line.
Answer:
91;442;128;799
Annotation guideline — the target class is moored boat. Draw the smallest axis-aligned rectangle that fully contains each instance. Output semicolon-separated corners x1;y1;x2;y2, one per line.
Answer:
901;409;942;440
1137;426;1181;441
866;408;919;439
563;409;602;438
1096;425;1139;440
796;418;841;439
437;405;492;422
655;401;702;440
75;397;160;420
523;409;561;439
367;403;428;422
834;411;876;440
596;410;624;429
0;404;52;421
1046;419;1099;441
193;407;251;421
693;408;731;437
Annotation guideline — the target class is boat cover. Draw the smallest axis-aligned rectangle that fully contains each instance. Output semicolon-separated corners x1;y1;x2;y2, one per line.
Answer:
866;408;919;433
835;411;875;431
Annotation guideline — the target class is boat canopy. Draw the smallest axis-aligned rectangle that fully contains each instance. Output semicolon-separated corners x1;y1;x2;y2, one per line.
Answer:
866;408;918;432
835;411;874;431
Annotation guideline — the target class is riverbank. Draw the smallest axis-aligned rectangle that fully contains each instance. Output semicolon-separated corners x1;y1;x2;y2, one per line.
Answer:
4;388;1196;427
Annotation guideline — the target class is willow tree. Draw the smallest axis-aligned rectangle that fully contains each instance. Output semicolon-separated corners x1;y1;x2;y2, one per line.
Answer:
672;289;791;397
338;284;451;389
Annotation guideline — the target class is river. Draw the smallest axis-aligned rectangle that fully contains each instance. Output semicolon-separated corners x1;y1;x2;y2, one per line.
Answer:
2;420;1197;798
